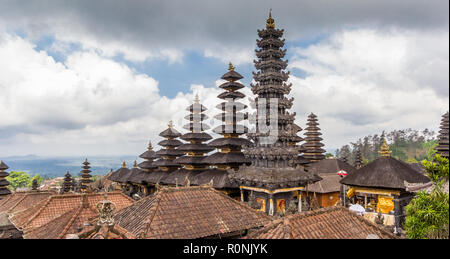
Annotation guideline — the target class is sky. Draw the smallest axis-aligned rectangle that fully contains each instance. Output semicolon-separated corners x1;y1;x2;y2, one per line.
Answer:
0;0;448;157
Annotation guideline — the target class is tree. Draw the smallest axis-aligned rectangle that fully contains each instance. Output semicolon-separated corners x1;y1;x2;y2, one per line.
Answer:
5;171;31;190
405;154;449;239
27;174;44;188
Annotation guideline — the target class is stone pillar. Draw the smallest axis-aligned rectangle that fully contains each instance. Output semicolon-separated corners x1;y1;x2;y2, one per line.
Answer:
240;187;244;202
364;194;367;209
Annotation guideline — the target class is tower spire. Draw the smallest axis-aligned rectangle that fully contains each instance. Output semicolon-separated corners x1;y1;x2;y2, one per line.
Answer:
378;140;392;157
266;9;275;29
228;62;235;71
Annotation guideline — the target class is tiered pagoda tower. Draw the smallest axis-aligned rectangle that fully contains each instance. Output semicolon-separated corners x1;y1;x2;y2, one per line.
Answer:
0;161;11;198
354;149;363;169
230;11;321;216
62;171;73;193
80;159;92;193
153;121;184;178
436;112;449;159
168;95;214;184
138;141;158;172
303;113;326;163
205;64;252;171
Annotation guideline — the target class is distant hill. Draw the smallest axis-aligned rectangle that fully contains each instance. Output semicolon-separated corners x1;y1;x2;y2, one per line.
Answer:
2;155;140;179
335;128;438;165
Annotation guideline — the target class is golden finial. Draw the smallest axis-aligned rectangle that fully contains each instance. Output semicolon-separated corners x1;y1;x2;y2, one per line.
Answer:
133;160;137;168
122;161;126;168
266;9;275;29
228;62;235;71
378;140;392;157
194;93;200;104
168;120;174;129
148;141;153;151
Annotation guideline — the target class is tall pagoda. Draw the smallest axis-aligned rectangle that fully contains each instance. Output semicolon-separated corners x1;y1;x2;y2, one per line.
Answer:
62;171;73;193
230;11;321;216
203;64;252;171
138;141;158;172
303;113;326;163
153;121;184;184
354;149;363;169
167;95;215;185
80;159;92;193
0;161;11;199
436;111;449;159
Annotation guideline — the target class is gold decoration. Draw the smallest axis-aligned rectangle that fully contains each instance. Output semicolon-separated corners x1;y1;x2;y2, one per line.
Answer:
266;9;275;29
122;161;126;168
228;62;235;71
378;140;392;157
133;160;137;168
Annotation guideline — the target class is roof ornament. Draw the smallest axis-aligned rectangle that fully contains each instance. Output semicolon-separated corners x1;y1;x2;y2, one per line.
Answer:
148;141;153;151
228;62;235;71
133;160;138;168
194;93;200;104
184;176;190;187
96;193;116;226
168;120;174;129
266;9;275;29
122;161;127;168
378;140;392;157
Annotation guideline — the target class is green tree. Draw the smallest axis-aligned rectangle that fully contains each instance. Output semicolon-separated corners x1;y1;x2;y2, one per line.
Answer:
404;185;449;239
422;154;449;183
27;174;44;188
5;171;31;190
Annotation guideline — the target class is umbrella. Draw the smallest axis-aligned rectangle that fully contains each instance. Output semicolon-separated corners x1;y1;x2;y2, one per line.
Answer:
349;204;366;216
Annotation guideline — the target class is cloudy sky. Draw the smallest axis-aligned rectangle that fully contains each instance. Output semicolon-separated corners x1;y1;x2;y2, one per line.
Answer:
0;0;448;157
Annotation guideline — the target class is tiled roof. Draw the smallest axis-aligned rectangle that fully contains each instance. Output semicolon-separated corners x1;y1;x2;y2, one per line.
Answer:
115;185;271;239
9;192;134;239
0;191;54;215
245;206;396;239
306;174;342;193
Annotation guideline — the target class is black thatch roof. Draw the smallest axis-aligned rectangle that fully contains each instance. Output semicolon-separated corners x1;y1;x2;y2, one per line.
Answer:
208;138;252;148
127;167;146;184
308;158;357;175
216;101;247;111
157;139;183;147
142;169;169;184
230;166;322;191
221;70;243;81
202;152;250;165
180;132;212;142
159;127;181;138
218;81;245;91
190;169;238;189
340;156;431;190
108;167;130;182
160;169;202;185
217;91;245;100
155;149;184;156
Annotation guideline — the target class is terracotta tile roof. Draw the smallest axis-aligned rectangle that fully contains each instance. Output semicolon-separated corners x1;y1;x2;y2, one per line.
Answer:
245;206;396;239
0;191;54;215
10;192;134;239
114;185;271;239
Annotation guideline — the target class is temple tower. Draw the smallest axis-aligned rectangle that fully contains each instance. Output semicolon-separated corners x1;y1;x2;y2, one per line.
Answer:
0;161;11;198
205;64;252;170
230;11;321;216
174;95;214;173
80;159;92;193
153;121;184;173
354;149;363;169
303;113;326;162
63;171;73;193
436;112;449;159
138;141;158;172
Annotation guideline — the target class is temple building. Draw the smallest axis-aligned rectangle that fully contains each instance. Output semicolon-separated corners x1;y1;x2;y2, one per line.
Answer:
198;64;252;191
164;96;214;186
0;161;11;199
229;11;321;216
341;140;431;230
108;162;131;193
303;158;357;208
152;121;184;185
303;113;326;163
354;149;363;169
436;111;449;159
62;171;73;193
138;141;158;173
80;159;92;193
114;185;271;239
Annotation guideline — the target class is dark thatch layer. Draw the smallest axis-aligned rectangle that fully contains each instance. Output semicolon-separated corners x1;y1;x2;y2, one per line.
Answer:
190;169;237;189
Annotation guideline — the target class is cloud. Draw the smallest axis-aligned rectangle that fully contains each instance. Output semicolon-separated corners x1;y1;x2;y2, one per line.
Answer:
288;28;449;149
0;0;447;64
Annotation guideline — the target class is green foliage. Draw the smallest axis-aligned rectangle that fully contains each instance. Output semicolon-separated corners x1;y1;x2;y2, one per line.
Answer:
27;174;44;188
336;129;438;164
6;171;31;190
91;175;101;182
325;153;334;158
422;154;449;183
405;184;449;239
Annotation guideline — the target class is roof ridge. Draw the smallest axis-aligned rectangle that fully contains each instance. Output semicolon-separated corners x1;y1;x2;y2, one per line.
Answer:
141;193;163;238
7;193;27;213
58;206;85;239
